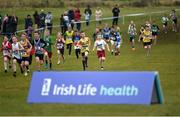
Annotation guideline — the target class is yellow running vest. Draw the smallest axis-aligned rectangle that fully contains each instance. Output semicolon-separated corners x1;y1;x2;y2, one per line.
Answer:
143;30;152;43
65;31;74;44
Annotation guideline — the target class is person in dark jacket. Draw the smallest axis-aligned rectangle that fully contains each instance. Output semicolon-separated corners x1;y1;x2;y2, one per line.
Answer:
112;4;120;26
60;14;65;35
84;5;92;25
2;14;8;35
39;9;46;38
68;8;75;29
0;14;2;32
84;5;92;16
25;15;33;30
6;16;14;40
33;11;40;28
11;14;18;34
25;14;33;38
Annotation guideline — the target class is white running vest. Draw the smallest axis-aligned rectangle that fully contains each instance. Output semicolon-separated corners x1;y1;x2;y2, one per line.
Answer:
12;42;21;59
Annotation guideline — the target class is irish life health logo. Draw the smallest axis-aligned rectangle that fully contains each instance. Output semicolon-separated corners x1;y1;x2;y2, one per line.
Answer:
40;79;139;97
28;72;164;104
41;78;52;96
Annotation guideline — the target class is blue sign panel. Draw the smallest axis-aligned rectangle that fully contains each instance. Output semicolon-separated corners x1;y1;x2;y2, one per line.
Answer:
27;71;163;105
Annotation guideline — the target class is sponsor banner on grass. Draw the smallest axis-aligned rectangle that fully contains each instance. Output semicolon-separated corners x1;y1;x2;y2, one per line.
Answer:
27;71;164;105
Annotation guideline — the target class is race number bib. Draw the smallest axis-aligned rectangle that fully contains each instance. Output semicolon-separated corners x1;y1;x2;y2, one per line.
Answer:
68;37;72;40
21;50;27;56
3;49;9;56
105;32;109;35
35;46;41;50
57;43;64;49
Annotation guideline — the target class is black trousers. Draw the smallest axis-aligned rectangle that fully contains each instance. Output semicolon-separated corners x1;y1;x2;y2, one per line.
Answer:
112;17;119;26
47;23;53;34
86;20;89;26
66;43;72;55
75;49;81;59
76;22;81;31
60;25;65;35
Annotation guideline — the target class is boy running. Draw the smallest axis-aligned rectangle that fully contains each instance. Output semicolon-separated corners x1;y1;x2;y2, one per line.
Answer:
128;20;137;50
93;27;102;42
55;32;65;64
138;25;145;42
114;30;122;56
44;30;53;69
103;23;111;43
33;31;47;71
73;31;81;59
161;14;169;33
142;25;152;56
11;36;24;77
170;9;178;32
79;31;91;71
145;21;151;30
151;21;159;45
109;26;116;55
1;36;12;73
65;27;74;55
93;35;110;70
20;33;32;76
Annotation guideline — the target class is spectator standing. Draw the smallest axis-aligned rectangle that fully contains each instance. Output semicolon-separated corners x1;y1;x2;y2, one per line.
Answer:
0;14;2;32
45;11;53;34
11;14;18;34
112;4;120;26
2;14;8;35
39;9;46;37
6;15;13;40
95;7;102;25
33;11;40;29
84;11;90;26
74;8;81;31
84;5;92;26
25;15;33;38
60;14;65;35
63;12;70;33
68;8;75;29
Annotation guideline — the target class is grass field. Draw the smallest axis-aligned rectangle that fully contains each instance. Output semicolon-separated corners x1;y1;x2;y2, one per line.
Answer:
0;6;180;116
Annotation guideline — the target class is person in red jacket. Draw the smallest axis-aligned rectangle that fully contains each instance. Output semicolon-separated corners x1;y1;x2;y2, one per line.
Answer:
74;8;81;31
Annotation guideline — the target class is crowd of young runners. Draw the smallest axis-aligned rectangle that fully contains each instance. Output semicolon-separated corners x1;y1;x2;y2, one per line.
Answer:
0;9;178;77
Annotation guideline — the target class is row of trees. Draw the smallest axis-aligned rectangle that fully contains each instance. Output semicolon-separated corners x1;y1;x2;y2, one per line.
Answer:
0;0;178;8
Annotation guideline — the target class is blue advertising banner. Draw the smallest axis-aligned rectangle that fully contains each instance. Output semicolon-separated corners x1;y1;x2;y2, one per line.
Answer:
27;71;164;105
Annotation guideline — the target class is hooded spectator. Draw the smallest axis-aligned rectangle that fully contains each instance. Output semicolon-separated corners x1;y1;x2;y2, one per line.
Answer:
25;14;33;38
84;5;92;26
39;9;46;37
2;14;8;35
68;8;75;29
33;11;40;28
74;8;81;31
60;14;65;34
11;14;18;34
39;9;46;29
0;14;2;32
